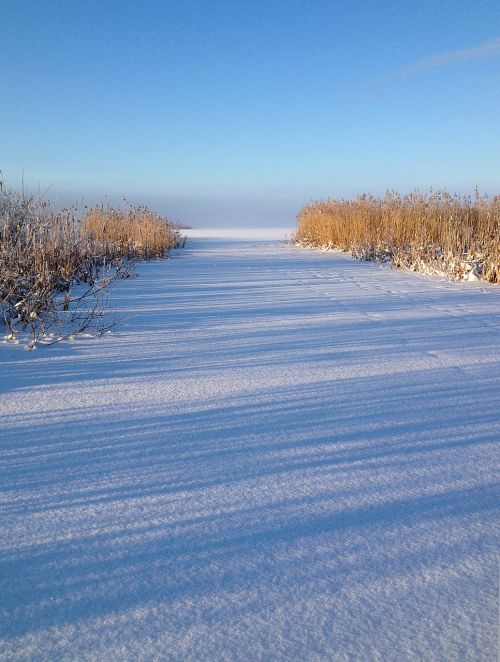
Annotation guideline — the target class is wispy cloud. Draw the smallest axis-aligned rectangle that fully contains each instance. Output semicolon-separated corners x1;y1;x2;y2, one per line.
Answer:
396;36;500;78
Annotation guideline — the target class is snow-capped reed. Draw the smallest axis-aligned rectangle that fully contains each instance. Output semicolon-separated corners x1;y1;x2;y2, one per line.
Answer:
0;189;183;347
295;190;500;283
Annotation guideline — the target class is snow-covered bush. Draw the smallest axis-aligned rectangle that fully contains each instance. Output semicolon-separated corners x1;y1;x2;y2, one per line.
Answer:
0;189;183;348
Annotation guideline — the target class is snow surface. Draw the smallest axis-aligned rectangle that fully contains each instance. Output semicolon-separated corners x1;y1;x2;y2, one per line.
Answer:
186;227;293;240
1;231;499;661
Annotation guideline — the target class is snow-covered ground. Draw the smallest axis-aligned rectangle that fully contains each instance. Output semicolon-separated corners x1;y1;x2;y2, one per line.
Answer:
1;231;499;661
185;226;293;240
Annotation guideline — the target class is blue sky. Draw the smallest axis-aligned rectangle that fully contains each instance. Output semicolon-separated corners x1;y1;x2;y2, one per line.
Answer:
2;0;500;226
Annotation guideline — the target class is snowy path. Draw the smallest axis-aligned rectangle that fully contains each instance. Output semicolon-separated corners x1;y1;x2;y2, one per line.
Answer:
1;235;499;661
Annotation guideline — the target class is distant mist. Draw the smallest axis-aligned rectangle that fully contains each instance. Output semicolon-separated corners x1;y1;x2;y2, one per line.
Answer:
42;188;303;229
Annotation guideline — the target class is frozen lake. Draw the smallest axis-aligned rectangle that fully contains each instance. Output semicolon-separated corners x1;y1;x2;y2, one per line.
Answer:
1;234;499;660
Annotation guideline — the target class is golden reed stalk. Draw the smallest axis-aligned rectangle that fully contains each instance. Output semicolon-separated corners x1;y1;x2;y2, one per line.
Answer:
83;202;181;260
294;190;500;282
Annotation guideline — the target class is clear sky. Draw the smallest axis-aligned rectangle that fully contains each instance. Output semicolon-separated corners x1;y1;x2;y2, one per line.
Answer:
2;0;500;226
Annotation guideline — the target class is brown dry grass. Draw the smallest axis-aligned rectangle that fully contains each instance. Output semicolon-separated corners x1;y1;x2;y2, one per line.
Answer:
295;190;500;283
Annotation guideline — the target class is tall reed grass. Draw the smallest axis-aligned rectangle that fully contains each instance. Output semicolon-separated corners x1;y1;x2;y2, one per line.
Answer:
0;190;183;347
83;202;182;260
295;190;500;283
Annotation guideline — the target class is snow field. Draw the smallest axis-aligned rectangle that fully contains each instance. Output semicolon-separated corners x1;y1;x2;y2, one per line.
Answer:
1;233;499;660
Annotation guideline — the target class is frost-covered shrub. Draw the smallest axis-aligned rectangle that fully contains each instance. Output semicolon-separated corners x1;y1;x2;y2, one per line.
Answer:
0;190;116;346
0;189;183;348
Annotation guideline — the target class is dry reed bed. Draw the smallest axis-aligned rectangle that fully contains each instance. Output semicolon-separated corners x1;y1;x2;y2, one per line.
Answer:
0;190;183;346
295;191;500;283
83;203;182;260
